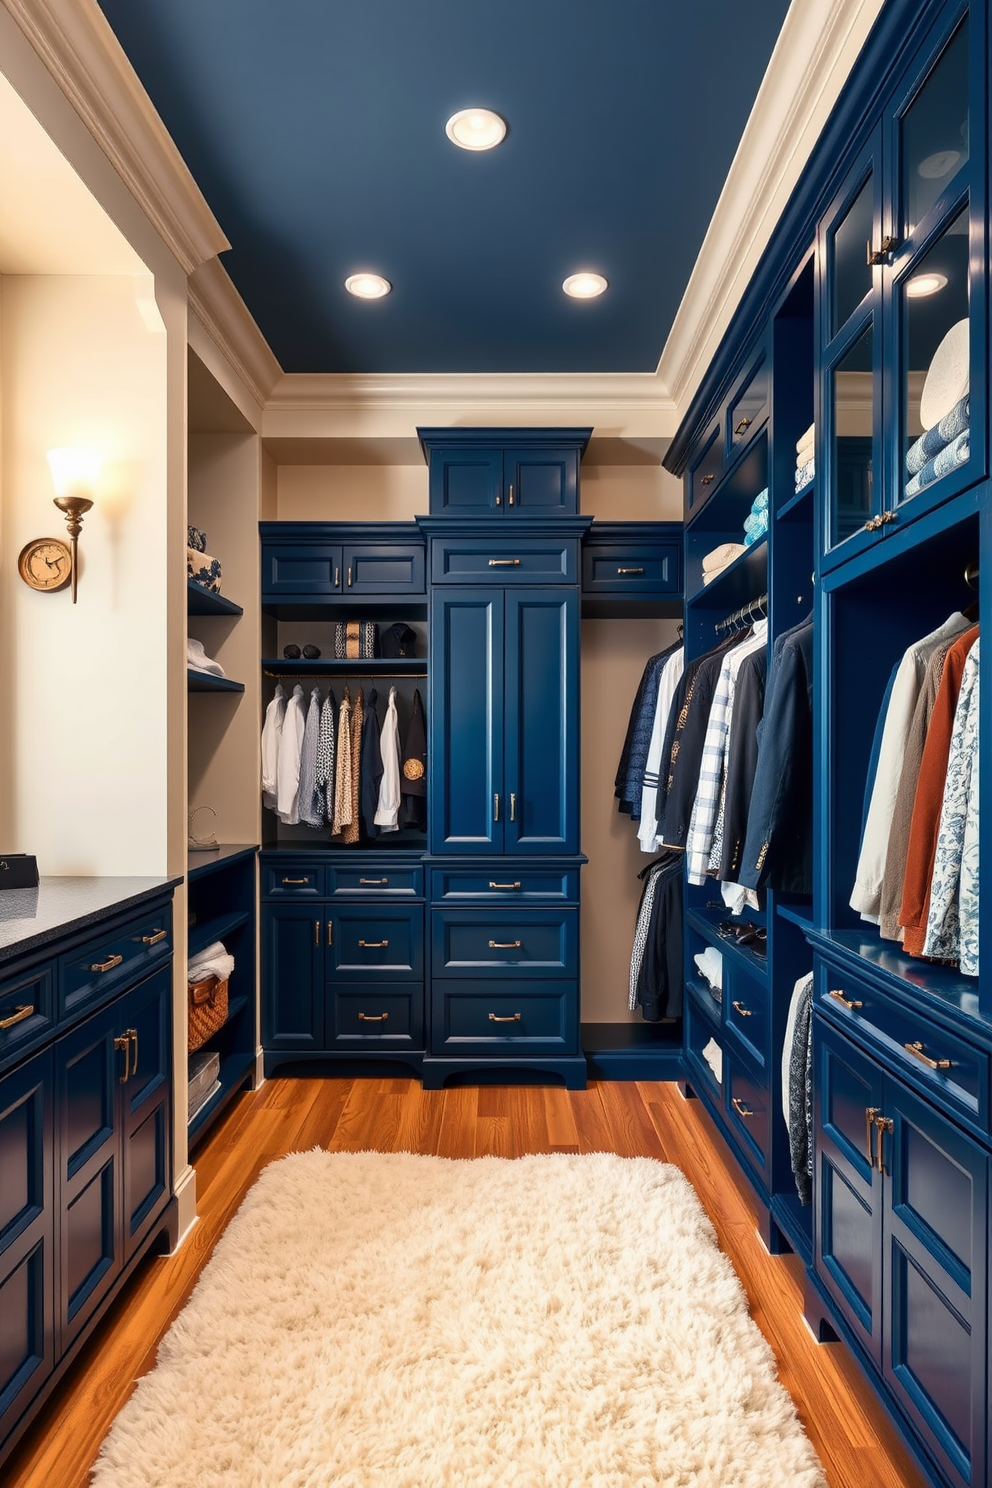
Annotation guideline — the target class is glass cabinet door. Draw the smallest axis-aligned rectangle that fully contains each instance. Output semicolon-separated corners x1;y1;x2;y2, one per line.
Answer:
828;321;877;548
898;13;969;244
829;171;875;339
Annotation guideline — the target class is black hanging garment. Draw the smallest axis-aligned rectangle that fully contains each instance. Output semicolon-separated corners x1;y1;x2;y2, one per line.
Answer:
400;688;427;831
614;641;682;819
360;687;384;840
628;851;684;1022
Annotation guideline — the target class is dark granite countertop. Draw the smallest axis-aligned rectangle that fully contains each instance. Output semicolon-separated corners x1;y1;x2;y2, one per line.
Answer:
0;875;181;964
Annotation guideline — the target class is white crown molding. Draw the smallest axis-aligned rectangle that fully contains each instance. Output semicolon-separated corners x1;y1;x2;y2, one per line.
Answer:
2;0;230;274
658;0;886;420
188;258;282;413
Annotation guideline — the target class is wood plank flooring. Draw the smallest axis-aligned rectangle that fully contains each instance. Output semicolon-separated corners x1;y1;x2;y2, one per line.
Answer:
4;1077;928;1488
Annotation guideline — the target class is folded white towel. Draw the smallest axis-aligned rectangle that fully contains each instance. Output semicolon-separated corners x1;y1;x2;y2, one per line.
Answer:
693;946;724;991
795;423;815;456
702;541;745;576
188;940;235;983
187;637;226;678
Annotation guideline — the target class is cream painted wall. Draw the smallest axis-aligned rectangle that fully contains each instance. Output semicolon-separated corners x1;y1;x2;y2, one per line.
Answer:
0;273;169;873
580;618;681;1023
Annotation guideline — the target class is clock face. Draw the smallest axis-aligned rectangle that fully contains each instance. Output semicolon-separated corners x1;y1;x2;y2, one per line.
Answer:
17;537;73;592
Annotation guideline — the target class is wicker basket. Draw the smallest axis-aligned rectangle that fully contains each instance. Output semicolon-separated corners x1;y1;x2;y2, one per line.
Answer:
187;974;229;1053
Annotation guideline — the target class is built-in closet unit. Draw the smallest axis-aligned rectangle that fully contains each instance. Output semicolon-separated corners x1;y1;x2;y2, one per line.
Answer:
667;3;990;1486
185;350;262;1142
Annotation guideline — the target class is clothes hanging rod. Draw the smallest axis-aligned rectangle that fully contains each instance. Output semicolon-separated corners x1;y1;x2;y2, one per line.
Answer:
714;592;768;635
263;669;427;679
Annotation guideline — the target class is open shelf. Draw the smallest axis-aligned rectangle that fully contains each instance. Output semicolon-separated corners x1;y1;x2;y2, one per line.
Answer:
776;901;815;934
687;907;769;983
777;480;814;521
187;844;258;881
262;658;426;678
687;534;767;610
187;580;244;617
188;909;251;958
187;670;245;694
188;1049;255;1145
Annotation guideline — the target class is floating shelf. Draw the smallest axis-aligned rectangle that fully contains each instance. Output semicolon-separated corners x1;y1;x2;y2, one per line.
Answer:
187;844;258;881
687;907;769;983
187;670;245;693
262;658;426;678
777;480;814;521
686;534;768;610
187;580;244;617
188;909;251;958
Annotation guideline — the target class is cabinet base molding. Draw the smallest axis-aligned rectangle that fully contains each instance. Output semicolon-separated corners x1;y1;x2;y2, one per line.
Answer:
581;1022;682;1082
263;1050;425;1081
172;1163;198;1252
421;1054;587;1091
0;1199;177;1475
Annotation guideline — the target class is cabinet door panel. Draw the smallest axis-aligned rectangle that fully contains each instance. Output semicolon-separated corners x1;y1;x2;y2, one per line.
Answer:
262;543;342;596
503;446;577;515
261;905;324;1050
429;447;503;514
327;906;423;980
503;590;578;853
0;1050;54;1438
814;1021;884;1365
341;543;424;594
429;589;503;853
121;969;171;1260
884;1079;986;1488
56;1006;123;1351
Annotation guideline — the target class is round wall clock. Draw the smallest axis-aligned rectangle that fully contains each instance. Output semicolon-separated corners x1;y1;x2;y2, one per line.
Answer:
17;537;73;592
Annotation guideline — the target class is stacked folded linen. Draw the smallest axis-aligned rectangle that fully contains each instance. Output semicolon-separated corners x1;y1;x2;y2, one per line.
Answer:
188;546;223;592
904;392;970;497
795;423;815;489
187;637;226;678
702;541;745;585
743;487;769;546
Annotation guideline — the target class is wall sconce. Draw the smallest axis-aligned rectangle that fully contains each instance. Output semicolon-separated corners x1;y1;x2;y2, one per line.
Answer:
47;447;100;603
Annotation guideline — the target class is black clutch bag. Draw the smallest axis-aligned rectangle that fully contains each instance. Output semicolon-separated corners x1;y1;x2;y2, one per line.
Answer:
0;854;39;890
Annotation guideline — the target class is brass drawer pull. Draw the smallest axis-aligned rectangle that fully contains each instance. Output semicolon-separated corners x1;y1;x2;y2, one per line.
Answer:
875;1114;893;1175
488;940;521;949
358;939;389;949
731;1000;752;1018
0;1004;33;1030
489;1012;521;1023
347;566;353;587
114;1032;130;1083
334;566;340;588
358;1012;389;1022
489;881;521;890
494;793;500;821
508;483;515;506
328;920;333;947
509;793;516;822
731;1097;754;1119
282;877;310;885
141;929;168;945
829;988;862;1010
904;1040;951;1071
128;1028;139;1079
488;558;521;566
700;473;715;486
316;920;322;946
734;417;752;435
91;953;123;973
617;567;645;575
359;878;388;885
865;1107;880;1168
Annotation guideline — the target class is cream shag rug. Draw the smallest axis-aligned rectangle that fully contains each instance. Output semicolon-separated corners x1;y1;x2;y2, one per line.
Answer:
93;1151;826;1488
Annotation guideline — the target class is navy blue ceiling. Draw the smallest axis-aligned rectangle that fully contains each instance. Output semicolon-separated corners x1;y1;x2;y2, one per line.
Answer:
98;0;790;374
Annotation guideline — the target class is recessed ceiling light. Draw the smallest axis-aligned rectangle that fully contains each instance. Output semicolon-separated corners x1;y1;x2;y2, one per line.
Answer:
562;272;608;299
445;108;506;151
906;271;948;298
918;149;962;179
345;273;391;299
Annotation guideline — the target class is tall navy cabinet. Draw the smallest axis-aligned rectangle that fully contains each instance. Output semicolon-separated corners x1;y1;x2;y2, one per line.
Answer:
419;428;590;1090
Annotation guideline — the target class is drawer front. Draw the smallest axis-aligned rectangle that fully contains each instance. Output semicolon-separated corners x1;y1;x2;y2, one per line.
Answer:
581;544;681;595
725;1057;770;1174
327;866;423;897
430;536;578;585
688;422;723;513
327;985;424;1048
430;868;579;902
432;909;577;977
341;543;425;595
327;906;423;980
723;967;769;1072
59;908;173;1021
262;543;341;597
432;980;577;1053
0;962;55;1068
263;864;325;897
728;354;769;450
815;961;988;1130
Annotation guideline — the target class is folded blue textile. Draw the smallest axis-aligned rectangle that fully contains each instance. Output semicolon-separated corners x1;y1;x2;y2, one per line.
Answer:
905;394;970;476
743;512;768;547
743;512;763;535
904;428;969;499
750;487;769;514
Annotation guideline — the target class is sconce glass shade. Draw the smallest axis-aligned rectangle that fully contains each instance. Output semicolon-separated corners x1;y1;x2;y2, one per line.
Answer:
46;446;100;498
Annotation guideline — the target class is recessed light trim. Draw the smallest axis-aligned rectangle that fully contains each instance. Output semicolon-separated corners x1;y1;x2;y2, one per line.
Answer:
905;271;948;298
445;108;506;151
562;272;608;299
345;273;391;299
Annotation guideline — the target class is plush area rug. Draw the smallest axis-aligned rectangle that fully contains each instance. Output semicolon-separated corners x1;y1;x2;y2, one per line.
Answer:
93;1151;825;1487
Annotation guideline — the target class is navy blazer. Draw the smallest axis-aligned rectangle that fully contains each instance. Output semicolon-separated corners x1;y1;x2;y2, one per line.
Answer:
738;620;813;894
718;645;767;881
656;632;742;848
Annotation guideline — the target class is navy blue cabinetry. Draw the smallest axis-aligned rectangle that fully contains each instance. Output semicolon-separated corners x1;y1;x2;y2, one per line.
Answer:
261;902;325;1053
261;523;426;604
418;428;590;516
0;881;176;1469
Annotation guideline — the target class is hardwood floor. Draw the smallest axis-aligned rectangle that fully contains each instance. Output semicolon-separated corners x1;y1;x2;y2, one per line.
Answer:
4;1076;928;1488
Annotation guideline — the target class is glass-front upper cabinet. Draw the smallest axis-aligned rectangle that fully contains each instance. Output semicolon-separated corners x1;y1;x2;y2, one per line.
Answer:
818;3;985;569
